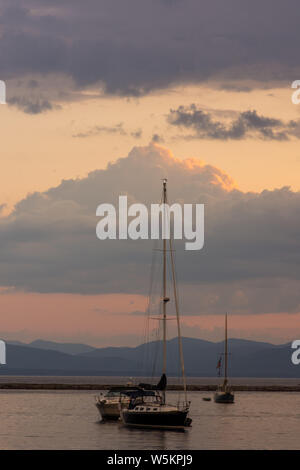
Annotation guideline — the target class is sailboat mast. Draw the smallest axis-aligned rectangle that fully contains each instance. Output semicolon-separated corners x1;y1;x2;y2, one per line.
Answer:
162;179;167;403
224;313;228;386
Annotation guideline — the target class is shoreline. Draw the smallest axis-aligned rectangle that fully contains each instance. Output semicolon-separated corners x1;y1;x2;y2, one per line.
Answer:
0;383;300;392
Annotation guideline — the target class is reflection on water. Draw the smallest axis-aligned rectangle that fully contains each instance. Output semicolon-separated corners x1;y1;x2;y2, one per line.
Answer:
0;390;300;449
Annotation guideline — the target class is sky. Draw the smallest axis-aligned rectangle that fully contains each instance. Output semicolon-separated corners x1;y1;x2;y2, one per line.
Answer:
1;0;300;347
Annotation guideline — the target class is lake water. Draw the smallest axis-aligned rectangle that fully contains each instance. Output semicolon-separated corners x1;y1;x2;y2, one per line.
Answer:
1;389;300;449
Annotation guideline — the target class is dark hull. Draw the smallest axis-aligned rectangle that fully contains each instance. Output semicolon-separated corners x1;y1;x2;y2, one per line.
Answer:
121;409;190;430
214;392;234;404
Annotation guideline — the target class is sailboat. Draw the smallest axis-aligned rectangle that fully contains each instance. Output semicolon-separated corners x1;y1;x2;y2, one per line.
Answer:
120;179;192;430
95;386;158;420
214;313;235;404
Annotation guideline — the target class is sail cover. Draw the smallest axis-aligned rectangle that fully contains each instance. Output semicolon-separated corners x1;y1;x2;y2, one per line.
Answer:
156;373;167;390
138;373;167;391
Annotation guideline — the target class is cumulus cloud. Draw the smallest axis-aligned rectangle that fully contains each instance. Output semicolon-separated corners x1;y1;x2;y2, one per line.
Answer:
1;0;300;98
0;143;300;316
168;105;299;141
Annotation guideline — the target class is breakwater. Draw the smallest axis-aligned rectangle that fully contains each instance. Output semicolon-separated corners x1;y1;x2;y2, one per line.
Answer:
0;383;300;391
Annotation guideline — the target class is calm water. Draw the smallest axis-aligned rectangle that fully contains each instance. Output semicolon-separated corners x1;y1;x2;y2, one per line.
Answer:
1;390;300;449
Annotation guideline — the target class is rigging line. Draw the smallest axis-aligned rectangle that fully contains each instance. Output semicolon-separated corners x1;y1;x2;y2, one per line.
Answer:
169;232;188;405
162;180;167;381
163;186;187;402
148;253;162;380
166;242;182;403
138;237;159;377
151;322;161;380
146;244;158;357
151;270;163;380
147;249;162;377
140;181;171;382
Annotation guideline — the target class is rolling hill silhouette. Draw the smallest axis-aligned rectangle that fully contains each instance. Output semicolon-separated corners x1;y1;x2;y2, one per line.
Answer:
0;337;297;377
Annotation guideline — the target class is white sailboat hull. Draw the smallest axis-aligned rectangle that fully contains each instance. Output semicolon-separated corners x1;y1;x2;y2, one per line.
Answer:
95;396;130;420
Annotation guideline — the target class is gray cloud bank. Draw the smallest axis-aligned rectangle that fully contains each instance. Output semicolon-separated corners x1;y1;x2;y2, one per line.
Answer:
1;143;300;316
168;105;300;141
1;0;300;97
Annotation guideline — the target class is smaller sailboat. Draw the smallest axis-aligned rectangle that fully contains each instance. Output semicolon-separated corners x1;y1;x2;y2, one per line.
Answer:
96;387;157;420
96;388;137;420
214;313;234;404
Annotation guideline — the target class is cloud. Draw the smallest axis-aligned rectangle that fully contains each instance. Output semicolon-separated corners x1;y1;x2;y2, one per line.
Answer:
218;83;253;93
131;129;143;139
151;133;164;143
73;123;142;138
1;1;300;97
167;105;298;141
0;204;7;215
1;143;300;316
27;79;39;89
73;123;126;138
8;96;58;114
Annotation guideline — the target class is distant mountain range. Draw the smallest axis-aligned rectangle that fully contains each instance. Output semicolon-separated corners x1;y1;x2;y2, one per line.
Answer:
0;337;299;378
8;339;96;355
